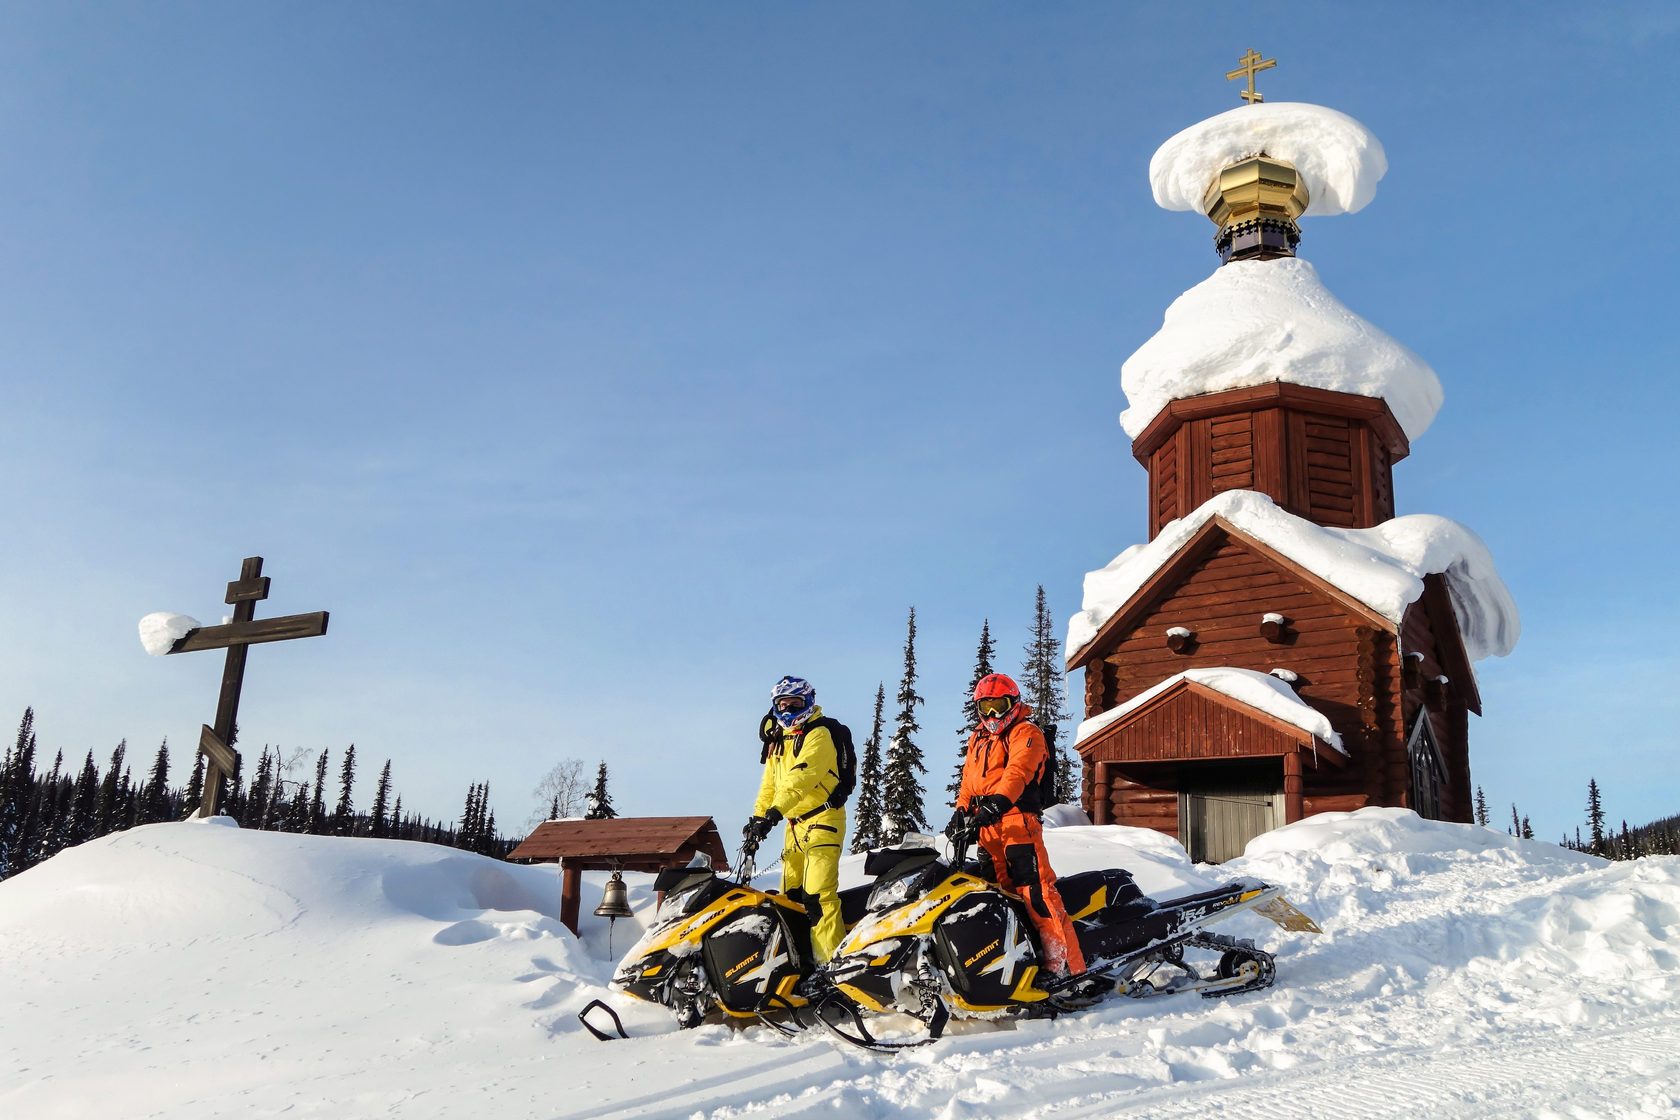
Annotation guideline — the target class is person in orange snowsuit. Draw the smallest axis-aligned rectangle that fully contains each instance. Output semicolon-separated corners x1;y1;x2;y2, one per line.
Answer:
948;673;1086;977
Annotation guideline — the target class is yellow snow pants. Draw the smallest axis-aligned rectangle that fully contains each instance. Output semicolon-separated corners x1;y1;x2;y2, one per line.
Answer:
780;808;846;962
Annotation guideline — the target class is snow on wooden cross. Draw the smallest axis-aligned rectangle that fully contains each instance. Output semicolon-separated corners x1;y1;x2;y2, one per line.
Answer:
155;557;329;819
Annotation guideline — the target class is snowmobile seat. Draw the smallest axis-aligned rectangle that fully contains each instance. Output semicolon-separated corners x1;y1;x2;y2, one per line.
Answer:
1057;868;1153;925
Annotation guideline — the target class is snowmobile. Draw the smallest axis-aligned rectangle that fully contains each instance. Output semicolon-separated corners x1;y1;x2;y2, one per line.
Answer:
581;838;867;1040
805;819;1321;1052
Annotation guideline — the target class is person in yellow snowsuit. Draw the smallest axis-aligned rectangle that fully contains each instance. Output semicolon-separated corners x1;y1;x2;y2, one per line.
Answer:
744;676;847;961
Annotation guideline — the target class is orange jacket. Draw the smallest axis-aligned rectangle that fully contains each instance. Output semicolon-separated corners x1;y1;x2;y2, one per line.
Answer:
956;705;1046;812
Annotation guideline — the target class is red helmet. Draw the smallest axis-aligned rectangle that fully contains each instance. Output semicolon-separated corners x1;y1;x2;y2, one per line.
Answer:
973;674;1022;734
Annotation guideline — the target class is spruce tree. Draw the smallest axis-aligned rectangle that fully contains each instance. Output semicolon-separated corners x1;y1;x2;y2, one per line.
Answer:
1520;816;1533;841
246;749;275;832
120;766;139;829
851;683;887;853
881;607;928;841
308;750;329;834
36;751;74;863
96;740;126;836
370;760;393;838
584;762;616;820
1509;803;1520;837
457;783;483;851
1019;586;1075;803
951;621;995;798
222;751;244;823
1587;778;1606;856
68;751;100;843
140;740;171;824
1474;786;1489;827
0;711;38;878
332;744;357;834
183;752;205;818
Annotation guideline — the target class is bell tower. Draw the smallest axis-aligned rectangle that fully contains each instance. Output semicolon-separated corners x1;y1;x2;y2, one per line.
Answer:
1129;52;1411;539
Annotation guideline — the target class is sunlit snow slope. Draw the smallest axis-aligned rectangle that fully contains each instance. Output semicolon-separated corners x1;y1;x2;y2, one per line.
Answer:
2;810;1677;1119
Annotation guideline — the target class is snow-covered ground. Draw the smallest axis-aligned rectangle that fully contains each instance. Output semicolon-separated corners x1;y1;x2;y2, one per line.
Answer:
3;809;1677;1119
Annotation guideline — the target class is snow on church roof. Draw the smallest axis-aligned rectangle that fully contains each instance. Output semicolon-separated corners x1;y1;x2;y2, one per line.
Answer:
1149;102;1387;217
1119;256;1444;441
1074;666;1344;754
1065;491;1521;667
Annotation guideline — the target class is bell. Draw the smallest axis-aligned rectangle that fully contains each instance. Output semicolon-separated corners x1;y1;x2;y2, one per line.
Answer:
594;871;634;919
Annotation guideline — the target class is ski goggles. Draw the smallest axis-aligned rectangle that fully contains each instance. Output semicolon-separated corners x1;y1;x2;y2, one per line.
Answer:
977;697;1015;718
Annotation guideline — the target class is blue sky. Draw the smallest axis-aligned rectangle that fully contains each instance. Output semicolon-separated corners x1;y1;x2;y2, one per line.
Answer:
1;3;1675;845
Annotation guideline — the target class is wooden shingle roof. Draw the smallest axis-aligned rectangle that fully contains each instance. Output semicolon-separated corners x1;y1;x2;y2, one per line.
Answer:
507;816;727;870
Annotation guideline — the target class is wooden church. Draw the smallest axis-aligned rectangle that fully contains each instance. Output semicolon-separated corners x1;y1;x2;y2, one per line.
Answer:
1067;59;1519;862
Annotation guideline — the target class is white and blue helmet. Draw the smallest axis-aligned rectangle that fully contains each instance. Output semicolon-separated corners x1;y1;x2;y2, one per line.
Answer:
770;676;816;729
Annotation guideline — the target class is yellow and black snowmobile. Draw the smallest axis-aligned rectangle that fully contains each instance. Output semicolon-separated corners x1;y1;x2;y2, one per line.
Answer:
580;839;866;1040
806;822;1321;1052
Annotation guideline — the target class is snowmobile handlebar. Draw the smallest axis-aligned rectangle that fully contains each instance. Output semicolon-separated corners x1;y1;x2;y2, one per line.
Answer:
735;838;760;883
947;810;979;868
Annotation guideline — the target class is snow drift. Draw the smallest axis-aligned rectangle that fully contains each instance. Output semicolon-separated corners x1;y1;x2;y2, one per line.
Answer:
2;811;1676;1118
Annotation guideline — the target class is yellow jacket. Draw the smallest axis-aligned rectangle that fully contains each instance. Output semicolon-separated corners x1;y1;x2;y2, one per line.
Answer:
753;706;842;822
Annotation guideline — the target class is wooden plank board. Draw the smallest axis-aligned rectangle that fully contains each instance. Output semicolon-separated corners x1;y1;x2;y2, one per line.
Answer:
172;612;330;653
224;576;272;604
198;724;238;773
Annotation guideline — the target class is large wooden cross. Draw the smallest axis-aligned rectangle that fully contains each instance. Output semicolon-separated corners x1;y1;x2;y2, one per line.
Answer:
167;557;329;818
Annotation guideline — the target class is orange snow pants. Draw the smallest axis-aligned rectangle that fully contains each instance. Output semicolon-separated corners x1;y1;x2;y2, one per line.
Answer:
976;810;1086;976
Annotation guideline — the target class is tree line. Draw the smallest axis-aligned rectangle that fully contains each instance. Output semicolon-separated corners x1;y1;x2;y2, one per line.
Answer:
850;584;1075;853
1475;778;1678;859
0;707;513;883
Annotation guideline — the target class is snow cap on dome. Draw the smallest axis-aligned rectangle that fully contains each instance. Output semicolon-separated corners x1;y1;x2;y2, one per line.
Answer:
1119;256;1443;441
1151;102;1387;217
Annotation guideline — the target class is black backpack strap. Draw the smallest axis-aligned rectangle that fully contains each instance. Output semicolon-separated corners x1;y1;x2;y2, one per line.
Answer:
759;709;782;765
802;716;850;811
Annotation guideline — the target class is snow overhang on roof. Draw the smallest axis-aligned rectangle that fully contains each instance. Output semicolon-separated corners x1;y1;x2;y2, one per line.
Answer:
1119;257;1443;443
1065;491;1521;668
1074;666;1346;755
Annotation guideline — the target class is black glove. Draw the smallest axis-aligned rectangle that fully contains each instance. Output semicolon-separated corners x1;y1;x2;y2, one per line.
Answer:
972;795;1013;827
943;808;970;842
743;809;782;844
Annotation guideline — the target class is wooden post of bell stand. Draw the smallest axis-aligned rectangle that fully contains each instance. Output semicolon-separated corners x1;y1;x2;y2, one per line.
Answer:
1283;750;1304;823
1093;762;1112;826
166;557;329;818
559;861;583;935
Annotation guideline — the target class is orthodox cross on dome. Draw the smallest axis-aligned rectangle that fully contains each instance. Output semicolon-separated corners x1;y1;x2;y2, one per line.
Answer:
1226;48;1277;104
164;557;329;818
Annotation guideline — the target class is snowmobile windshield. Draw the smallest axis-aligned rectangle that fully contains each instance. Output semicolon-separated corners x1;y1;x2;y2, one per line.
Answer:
653;871;721;922
865;855;947;914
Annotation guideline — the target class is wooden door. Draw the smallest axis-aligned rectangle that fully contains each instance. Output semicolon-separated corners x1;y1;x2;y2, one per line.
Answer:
1178;764;1284;864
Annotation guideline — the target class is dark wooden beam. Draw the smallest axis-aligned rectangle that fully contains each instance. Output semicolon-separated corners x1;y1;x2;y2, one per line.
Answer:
224;576;272;604
198;725;237;774
170;612;330;654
